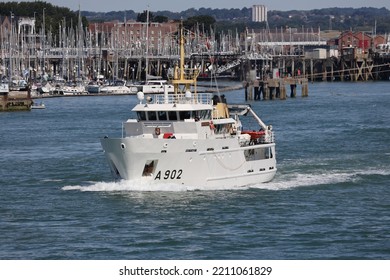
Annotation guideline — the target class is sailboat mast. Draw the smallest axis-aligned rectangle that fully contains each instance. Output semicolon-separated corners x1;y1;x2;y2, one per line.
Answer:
145;8;149;80
179;24;185;81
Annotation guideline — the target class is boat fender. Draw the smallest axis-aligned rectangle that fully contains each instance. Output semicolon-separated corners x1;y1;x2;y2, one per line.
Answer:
155;127;161;136
209;121;215;131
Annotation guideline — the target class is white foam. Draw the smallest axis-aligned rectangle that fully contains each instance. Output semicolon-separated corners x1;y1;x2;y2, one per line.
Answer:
62;178;246;192
251;168;390;191
62;168;389;193
250;172;355;191
63;179;185;192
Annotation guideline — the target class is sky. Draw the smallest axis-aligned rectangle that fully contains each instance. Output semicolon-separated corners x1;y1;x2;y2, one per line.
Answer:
7;0;390;12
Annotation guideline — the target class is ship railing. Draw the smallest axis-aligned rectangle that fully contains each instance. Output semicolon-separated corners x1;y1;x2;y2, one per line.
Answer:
258;131;275;144
153;93;212;105
176;68;200;80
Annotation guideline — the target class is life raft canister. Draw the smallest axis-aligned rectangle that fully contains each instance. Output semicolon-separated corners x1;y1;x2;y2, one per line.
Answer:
242;130;265;140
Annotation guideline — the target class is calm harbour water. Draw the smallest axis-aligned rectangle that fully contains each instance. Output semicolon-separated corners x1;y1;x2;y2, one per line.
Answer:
0;82;389;260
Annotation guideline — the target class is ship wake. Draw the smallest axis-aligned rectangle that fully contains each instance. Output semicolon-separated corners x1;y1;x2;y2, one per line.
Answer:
62;168;389;192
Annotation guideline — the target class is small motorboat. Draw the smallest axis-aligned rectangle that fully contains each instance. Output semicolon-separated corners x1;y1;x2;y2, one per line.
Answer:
31;102;46;109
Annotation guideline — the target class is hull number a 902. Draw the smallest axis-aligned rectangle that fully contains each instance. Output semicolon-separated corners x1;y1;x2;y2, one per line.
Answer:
155;169;183;180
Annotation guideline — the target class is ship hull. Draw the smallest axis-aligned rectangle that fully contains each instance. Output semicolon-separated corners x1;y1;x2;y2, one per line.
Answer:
100;137;276;188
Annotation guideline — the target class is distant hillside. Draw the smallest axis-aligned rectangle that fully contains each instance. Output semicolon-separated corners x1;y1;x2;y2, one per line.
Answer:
82;7;251;22
1;2;389;36
268;7;390;33
82;6;390;34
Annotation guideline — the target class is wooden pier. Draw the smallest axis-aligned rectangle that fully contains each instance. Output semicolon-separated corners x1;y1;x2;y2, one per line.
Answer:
244;77;309;101
0;91;32;111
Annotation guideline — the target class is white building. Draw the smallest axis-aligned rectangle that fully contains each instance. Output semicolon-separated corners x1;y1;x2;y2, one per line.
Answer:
252;5;267;22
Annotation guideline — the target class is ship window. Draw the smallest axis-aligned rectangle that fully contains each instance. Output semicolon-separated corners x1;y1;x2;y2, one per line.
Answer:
158;111;167;121
190;110;211;121
179;111;191;120
137;111;146;121
244;149;255;161
200;110;211;119
215;124;232;134
191;111;198;120
168;111;178;120
148;111;157;121
265;147;273;159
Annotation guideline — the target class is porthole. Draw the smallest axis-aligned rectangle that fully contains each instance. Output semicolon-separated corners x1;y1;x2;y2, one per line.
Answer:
121;143;126;149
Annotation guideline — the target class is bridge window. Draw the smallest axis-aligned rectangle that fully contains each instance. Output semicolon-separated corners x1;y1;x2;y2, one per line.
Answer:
199;110;212;120
215;124;232;134
190;110;211;120
148;111;157;121
179;111;191;120
137;111;146;121
168;111;178;120
158;111;167;121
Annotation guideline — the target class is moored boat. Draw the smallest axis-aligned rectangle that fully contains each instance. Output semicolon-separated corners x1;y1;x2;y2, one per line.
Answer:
129;80;174;94
62;84;86;95
31;101;46;109
0;82;9;94
86;82;101;94
100;25;276;188
100;80;131;94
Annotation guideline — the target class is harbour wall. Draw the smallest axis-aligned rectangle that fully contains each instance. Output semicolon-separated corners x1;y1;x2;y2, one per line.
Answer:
0;91;32;111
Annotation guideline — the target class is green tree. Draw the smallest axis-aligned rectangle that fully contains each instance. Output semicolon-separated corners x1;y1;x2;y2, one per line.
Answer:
137;10;154;22
154;15;168;23
0;1;86;45
183;15;216;31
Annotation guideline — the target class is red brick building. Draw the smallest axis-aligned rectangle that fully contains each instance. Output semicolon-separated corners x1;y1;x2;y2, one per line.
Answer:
338;30;386;50
89;20;179;53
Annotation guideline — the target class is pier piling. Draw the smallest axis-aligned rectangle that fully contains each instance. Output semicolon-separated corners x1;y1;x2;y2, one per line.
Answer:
244;77;308;101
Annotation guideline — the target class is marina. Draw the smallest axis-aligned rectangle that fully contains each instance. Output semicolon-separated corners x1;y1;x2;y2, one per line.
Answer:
1;12;390;104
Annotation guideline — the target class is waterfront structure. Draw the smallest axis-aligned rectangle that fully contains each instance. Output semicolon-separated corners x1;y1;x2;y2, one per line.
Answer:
0;89;32;111
252;5;267;23
89;20;178;56
0;12;390;84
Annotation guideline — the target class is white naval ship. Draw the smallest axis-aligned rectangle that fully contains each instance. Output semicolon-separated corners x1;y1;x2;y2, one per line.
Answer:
100;26;276;188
